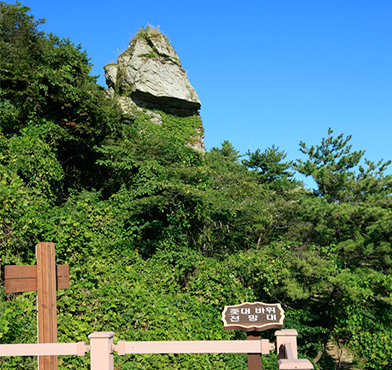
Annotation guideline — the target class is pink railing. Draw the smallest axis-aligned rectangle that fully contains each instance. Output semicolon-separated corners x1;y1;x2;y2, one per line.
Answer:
115;338;275;354
0;329;313;370
276;329;313;370
0;341;88;357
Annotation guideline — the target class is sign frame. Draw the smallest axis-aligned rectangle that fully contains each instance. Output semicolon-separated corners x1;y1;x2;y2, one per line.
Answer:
222;302;285;332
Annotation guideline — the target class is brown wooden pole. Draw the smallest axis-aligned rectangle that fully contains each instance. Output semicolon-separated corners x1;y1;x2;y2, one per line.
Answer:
247;332;262;370
36;242;58;370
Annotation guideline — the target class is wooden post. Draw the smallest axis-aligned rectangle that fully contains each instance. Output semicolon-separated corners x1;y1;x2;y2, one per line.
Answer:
247;332;262;370
37;242;58;370
5;243;69;370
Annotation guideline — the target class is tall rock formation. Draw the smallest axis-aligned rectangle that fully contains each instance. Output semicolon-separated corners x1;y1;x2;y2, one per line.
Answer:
104;26;204;152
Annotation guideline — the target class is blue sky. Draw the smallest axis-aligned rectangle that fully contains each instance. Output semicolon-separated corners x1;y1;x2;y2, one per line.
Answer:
22;0;392;187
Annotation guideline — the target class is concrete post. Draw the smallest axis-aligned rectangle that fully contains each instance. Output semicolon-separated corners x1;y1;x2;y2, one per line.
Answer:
88;332;115;370
275;329;298;360
275;330;313;370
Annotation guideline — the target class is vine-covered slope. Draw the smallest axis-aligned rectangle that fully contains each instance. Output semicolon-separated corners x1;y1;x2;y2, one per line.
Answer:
1;3;392;369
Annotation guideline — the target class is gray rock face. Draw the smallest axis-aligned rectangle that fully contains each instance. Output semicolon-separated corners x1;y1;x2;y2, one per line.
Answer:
104;27;204;153
104;30;201;110
103;64;118;99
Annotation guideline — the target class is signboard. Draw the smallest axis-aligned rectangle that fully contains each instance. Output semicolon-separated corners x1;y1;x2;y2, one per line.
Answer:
222;302;284;332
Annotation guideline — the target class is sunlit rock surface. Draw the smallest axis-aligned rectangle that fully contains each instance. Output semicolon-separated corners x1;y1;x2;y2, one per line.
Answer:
104;27;204;152
104;29;201;110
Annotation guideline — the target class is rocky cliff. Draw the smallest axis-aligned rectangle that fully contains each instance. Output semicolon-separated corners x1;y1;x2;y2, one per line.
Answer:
104;26;204;152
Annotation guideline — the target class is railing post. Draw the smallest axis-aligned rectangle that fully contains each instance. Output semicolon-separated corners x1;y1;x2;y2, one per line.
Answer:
275;329;298;360
275;329;313;370
88;332;115;370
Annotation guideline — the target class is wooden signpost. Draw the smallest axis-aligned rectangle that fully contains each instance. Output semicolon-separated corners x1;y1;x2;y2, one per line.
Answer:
222;302;285;370
5;242;69;370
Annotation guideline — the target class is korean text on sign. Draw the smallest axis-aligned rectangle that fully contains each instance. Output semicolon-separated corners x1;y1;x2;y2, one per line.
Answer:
229;306;276;322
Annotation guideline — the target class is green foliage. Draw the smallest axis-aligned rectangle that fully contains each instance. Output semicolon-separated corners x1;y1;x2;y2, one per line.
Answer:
122;104;204;150
0;293;37;369
243;145;300;191
135;24;162;40
138;51;158;58
210;140;243;163
0;1;122;193
96;124;203;195
0;124;64;199
1;4;391;370
0;164;51;265
296;128;392;203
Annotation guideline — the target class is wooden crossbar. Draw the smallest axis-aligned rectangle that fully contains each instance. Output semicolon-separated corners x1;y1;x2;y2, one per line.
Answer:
5;264;69;293
115;339;275;355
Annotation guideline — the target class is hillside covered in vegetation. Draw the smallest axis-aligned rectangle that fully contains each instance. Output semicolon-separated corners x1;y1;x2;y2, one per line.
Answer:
1;3;392;369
